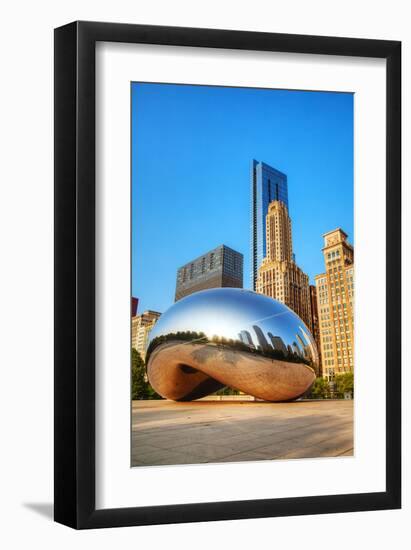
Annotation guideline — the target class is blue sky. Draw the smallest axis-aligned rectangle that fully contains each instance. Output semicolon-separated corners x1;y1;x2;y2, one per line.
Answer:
131;83;353;314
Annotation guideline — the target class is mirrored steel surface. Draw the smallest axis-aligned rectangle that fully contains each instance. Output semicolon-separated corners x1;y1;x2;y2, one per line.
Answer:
147;288;318;402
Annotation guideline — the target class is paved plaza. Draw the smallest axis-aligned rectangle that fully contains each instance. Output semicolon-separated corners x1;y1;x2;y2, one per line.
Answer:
131;399;353;467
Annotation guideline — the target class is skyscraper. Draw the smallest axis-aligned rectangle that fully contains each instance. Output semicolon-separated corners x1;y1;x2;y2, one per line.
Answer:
315;229;354;381
132;310;162;359
175;245;243;301
251;159;288;290
309;285;322;375
256;200;312;330
131;296;139;317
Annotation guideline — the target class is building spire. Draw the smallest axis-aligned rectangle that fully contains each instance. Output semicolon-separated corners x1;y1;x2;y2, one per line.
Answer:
256;199;312;330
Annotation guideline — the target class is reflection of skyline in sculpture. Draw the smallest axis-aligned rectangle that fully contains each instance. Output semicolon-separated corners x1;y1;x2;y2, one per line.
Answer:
292;342;302;357
268;333;287;355
252;324;272;354
238;330;255;348
147;288;318;402
149;288;315;352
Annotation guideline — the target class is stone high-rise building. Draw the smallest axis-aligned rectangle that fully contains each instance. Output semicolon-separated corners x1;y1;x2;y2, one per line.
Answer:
315;229;354;381
256;200;312;330
132;310;161;359
175;245;243;301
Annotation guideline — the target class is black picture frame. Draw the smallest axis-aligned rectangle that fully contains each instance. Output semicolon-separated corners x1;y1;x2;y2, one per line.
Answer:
54;21;401;529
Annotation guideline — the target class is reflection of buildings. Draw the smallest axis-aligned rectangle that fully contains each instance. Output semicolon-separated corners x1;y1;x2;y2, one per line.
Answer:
175;244;243;301
250;160;288;290
292;342;303;357
238;325;315;365
268;333;288;355
309;285;322;375
296;334;307;356
132;310;161;359
252;325;271;353
146;287;319;401
256;200;312;330
315;229;354;381
238;330;255;348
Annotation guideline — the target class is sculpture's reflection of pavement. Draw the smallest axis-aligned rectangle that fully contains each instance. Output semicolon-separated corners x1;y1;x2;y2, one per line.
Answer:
131;400;353;467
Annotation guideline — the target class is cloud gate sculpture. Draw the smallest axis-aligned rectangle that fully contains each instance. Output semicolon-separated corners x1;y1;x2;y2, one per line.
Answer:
146;288;319;402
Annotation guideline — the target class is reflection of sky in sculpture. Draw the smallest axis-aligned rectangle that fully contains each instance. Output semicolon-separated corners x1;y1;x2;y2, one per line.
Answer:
148;288;318;364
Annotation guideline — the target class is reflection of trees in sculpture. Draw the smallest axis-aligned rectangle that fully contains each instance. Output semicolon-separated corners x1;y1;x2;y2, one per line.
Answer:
146;331;208;363
146;329;315;368
215;387;241;396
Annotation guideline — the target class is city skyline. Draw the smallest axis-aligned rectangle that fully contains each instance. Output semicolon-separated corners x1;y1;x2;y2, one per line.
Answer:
132;82;353;313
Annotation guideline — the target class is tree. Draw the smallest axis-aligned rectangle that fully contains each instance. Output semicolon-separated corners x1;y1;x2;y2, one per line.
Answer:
131;348;149;400
131;348;162;400
307;377;331;399
335;372;354;398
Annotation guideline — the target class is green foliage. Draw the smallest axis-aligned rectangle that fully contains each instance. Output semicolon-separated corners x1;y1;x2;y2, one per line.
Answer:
335;372;354;398
131;348;161;400
215;387;241;396
307;377;331;399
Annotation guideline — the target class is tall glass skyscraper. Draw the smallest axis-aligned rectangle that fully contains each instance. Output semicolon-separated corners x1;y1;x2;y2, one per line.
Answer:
250;160;288;289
